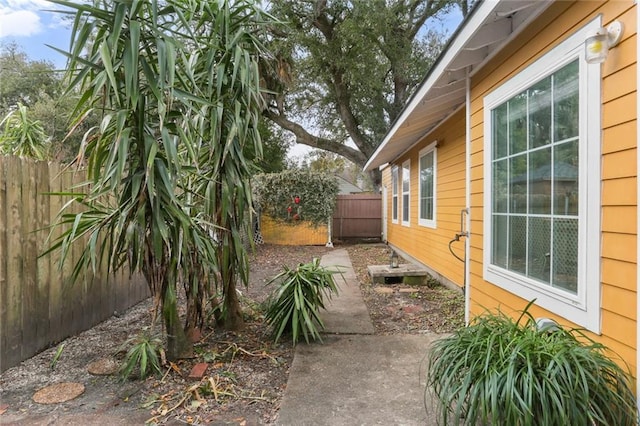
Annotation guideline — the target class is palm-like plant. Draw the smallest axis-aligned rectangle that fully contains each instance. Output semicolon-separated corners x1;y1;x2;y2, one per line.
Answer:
426;301;638;425
0;103;50;160
178;0;270;330
265;258;340;344
47;0;272;359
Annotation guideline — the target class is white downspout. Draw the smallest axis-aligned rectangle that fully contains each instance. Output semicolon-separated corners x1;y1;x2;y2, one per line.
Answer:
465;69;471;325
635;0;640;407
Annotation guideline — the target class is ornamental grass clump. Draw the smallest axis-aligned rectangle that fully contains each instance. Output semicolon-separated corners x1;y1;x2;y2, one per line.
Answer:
265;258;340;344
426;301;638;426
119;331;164;381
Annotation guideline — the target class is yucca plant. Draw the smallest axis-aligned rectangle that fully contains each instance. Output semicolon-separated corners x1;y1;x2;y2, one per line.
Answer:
0;103;50;160
265;258;340;344
46;0;274;361
426;301;638;425
119;331;163;381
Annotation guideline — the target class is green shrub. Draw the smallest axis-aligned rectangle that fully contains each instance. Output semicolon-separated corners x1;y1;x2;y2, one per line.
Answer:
426;301;638;425
265;258;340;344
253;170;339;226
119;331;163;381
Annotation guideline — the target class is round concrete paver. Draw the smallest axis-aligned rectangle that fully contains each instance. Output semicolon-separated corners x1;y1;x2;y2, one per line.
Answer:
33;382;85;404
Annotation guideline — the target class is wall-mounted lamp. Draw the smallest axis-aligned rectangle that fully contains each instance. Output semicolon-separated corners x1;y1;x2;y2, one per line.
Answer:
585;21;624;64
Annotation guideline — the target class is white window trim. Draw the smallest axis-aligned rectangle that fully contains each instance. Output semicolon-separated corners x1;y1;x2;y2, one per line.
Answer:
482;17;602;333
401;159;411;226
391;166;399;224
419;141;438;228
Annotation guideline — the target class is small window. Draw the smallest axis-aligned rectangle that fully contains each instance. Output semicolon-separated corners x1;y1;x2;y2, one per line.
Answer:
419;142;437;228
391;166;398;223
483;18;602;332
402;160;410;226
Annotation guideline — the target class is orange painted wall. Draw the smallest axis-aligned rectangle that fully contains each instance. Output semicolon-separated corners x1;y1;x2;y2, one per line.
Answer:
383;109;466;288
260;216;328;246
468;0;637;376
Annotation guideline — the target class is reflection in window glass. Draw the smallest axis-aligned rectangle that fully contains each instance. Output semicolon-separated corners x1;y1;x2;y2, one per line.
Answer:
402;162;410;224
419;150;435;222
391;167;398;221
490;60;579;294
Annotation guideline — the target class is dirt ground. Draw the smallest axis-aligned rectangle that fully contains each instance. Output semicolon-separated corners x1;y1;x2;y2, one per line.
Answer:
0;243;464;425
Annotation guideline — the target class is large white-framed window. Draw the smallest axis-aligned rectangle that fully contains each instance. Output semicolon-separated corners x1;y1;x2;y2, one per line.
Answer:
391;166;399;223
402;160;410;226
483;18;601;333
419;142;437;228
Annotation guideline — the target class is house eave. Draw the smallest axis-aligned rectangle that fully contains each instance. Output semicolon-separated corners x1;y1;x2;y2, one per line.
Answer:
364;0;553;172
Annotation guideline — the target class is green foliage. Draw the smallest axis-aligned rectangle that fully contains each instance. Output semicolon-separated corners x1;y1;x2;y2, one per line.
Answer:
50;343;66;370
0;42;95;162
253;170;339;226
0;103;50;160
119;331;163;381
426;301;638;425
45;0;275;357
265;258;340;344
244;119;292;173
262;1;459;183
0;42;58;111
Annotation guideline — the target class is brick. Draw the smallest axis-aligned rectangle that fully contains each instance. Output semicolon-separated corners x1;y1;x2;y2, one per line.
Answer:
188;363;208;379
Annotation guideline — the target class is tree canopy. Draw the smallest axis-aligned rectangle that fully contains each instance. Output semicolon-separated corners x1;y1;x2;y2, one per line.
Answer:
0;42;291;168
262;0;464;186
0;42;97;161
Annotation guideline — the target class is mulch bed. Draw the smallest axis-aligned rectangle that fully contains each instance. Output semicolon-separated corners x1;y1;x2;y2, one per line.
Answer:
0;243;463;425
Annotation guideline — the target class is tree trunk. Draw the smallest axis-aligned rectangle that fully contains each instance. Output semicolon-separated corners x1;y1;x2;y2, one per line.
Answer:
368;168;382;191
184;256;207;343
184;283;205;343
222;279;245;331
163;284;192;360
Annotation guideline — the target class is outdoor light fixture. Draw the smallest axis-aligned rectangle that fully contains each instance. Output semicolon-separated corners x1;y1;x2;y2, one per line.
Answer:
585;21;624;64
390;250;399;268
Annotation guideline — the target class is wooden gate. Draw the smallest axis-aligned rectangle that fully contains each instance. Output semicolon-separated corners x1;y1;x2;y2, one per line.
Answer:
332;194;382;240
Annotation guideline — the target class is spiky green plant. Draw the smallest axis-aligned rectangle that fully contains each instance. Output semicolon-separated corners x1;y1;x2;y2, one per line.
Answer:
50;343;66;370
426;301;638;425
0;103;50;160
265;258;340;344
119;331;163;381
45;0;274;360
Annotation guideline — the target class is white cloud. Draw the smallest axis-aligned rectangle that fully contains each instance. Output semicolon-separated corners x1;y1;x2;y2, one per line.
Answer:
3;0;49;9
0;9;42;37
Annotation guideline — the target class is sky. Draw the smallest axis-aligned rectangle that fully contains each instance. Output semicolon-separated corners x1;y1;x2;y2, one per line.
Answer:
0;0;71;69
1;0;463;67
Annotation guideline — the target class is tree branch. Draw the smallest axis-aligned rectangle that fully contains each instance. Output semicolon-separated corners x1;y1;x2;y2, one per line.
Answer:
263;109;368;166
309;6;373;158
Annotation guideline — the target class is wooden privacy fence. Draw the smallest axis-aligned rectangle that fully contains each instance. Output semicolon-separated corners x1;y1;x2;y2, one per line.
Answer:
257;194;382;245
332;194;382;240
0;156;148;372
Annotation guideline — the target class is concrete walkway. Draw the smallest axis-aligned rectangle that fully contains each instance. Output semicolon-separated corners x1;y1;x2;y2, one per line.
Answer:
277;249;443;425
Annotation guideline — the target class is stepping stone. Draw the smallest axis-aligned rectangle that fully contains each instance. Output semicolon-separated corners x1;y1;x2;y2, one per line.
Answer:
33;382;85;404
368;264;429;285
87;357;119;376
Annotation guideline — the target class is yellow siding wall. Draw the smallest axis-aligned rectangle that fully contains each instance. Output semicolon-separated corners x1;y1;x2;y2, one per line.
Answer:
469;1;637;375
260;216;328;246
384;109;467;287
